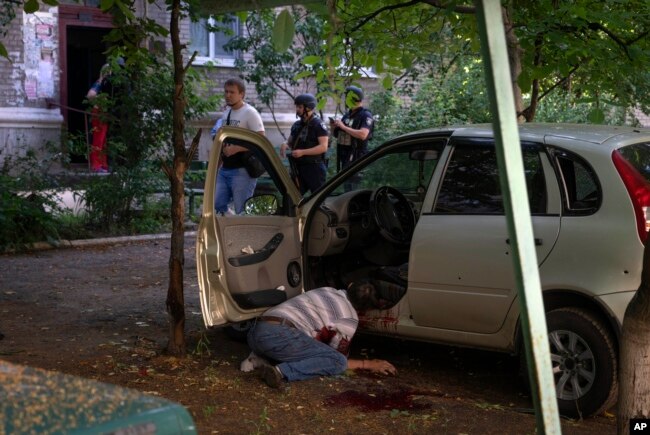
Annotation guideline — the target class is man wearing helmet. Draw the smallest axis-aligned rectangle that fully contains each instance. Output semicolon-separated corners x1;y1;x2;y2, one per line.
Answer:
280;93;329;194
331;86;374;180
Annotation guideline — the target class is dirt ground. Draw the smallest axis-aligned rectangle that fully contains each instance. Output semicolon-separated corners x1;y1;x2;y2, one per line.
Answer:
0;236;617;434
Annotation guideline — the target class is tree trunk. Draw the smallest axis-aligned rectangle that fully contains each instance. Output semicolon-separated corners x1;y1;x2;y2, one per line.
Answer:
165;0;188;356
617;239;650;434
501;6;525;123
166;166;187;355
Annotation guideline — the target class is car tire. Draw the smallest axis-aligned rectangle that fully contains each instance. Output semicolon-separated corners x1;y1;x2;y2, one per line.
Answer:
538;307;618;418
224;320;254;342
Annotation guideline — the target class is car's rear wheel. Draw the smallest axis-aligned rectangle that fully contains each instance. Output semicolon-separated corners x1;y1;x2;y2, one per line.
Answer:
541;307;618;418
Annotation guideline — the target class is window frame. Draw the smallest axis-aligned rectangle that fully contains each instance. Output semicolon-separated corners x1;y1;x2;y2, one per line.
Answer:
189;16;240;67
433;139;549;216
549;147;602;215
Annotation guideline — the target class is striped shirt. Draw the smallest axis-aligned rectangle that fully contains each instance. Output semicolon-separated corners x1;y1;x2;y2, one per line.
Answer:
264;287;358;354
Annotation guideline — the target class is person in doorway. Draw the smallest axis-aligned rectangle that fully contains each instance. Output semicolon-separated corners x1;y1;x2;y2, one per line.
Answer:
279;93;329;195
212;78;265;215
86;63;111;173
331;86;374;190
247;282;397;388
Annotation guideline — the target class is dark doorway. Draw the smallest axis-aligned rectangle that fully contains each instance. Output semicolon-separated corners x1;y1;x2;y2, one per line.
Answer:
66;26;110;164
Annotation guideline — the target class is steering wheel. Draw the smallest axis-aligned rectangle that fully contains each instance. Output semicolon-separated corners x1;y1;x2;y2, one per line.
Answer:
369;186;416;245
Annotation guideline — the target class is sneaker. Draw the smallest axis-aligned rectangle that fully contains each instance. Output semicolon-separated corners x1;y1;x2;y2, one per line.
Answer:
262;365;284;388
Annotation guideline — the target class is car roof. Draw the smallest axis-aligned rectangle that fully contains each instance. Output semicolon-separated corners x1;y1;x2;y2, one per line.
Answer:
397;123;650;149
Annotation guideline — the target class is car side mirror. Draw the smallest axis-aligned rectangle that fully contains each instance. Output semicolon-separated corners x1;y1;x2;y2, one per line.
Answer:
244;194;278;216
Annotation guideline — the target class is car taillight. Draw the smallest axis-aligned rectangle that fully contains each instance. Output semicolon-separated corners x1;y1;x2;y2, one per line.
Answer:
612;150;650;242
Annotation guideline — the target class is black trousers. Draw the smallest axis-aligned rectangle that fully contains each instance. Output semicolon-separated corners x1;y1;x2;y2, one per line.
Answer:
297;161;327;195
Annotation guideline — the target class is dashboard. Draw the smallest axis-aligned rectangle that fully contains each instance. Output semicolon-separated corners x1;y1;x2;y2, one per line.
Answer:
307;189;414;257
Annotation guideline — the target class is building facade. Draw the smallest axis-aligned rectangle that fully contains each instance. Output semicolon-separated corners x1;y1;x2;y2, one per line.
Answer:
0;2;378;169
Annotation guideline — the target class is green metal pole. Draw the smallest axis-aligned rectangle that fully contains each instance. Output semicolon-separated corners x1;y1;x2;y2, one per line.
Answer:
474;1;562;433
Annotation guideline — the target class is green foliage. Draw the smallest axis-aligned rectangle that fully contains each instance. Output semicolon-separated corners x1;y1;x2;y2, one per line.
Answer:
192;331;212;357
88;53;217;170
532;92;638;126
329;0;650;121
272;9;294;52
1;34;218;244
0;142;65;251
54;211;96;241
370;54;638;147
247;406;271;435
79;163;168;234
224;7;329;122
75;51;216;232
513;0;650;117
370;57;491;145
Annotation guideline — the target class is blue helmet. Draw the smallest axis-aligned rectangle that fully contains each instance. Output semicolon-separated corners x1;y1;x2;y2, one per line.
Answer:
294;93;317;110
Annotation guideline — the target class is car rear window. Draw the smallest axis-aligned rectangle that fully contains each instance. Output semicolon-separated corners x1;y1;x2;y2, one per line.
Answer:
616;142;650;183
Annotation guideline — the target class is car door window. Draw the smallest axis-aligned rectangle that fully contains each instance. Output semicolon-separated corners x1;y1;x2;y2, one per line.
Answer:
231;141;294;217
553;149;601;214
330;144;441;199
434;142;547;214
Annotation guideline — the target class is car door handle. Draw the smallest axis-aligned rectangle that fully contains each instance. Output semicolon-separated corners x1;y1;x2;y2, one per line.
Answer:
506;238;542;246
228;233;284;267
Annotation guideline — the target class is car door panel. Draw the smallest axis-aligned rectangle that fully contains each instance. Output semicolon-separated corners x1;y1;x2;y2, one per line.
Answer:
407;141;561;334
409;214;559;333
197;127;302;327
219;217;302;300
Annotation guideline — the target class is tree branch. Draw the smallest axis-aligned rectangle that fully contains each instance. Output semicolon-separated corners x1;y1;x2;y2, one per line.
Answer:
627;29;649;46
183;51;198;74
520;64;580;119
421;0;476;14
586;21;630;58
350;0;422;32
522;34;543;122
349;0;475;34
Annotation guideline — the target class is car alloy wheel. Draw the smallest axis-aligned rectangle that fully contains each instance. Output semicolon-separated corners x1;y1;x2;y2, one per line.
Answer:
545;307;618;418
549;328;596;401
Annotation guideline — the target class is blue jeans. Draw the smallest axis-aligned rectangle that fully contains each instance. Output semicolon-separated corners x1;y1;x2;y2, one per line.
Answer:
247;321;348;382
215;167;257;214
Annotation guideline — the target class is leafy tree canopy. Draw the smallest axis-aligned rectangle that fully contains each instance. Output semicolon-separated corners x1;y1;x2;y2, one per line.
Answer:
267;0;650;122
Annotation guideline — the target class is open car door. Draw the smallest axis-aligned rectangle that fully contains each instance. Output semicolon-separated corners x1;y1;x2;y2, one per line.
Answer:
196;127;303;327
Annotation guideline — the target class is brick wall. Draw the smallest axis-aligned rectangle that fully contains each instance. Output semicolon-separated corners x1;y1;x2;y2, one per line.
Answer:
0;5;26;108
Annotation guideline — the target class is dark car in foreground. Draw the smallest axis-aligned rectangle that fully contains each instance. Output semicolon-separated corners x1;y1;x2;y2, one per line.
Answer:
1;360;196;434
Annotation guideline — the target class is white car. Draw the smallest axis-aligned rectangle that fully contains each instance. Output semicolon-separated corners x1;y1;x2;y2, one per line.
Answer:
197;123;650;418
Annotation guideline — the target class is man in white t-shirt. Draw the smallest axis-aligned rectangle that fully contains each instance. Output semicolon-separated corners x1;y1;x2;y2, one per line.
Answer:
212;78;265;215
